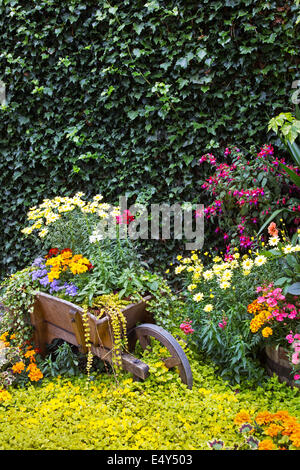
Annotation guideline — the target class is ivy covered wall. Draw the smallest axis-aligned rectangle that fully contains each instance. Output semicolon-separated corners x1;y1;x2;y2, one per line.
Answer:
0;0;299;277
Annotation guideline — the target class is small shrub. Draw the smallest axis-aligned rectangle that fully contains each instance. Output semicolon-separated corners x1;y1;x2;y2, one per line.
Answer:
197;144;299;254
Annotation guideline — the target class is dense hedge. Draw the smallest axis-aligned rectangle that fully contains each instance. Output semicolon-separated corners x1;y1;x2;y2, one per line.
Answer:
0;0;299;277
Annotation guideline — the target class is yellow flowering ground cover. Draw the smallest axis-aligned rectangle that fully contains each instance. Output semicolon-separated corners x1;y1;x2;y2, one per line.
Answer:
0;345;299;450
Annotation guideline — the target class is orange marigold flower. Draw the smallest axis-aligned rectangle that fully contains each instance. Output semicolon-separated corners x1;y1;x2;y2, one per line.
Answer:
250;312;267;333
262;327;273;338
258;439;275;450
0;332;9;346
266;423;283;438
290;431;300;448
256;411;273;425
71;254;83;262
60;250;73;259
234;410;251;425
281;418;299;436
27;363;43;382
247;300;261;314
272;410;290;421
24;349;36;359
12;361;25;374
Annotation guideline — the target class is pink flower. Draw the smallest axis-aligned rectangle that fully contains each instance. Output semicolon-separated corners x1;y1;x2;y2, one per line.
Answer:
218;319;227;329
272;288;285;301
180;320;194;335
294;374;300;381
291;352;300;365
286;334;294;344
266;298;277;308
294;343;300;353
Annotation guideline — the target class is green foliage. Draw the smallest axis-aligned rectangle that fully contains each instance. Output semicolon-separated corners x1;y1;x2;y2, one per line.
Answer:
39;339;106;378
39;340;82;378
261;229;300;295
268;112;300;146
0;0;299;277
268;111;300;186
172;250;283;383
0;267;38;344
147;287;186;332
198;144;299;253
0;344;299;450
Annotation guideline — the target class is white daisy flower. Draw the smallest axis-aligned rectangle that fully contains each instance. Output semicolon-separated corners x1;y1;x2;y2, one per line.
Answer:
203;304;213;312
269;236;279;246
242;259;254;270
254;255;267;266
193;292;204;302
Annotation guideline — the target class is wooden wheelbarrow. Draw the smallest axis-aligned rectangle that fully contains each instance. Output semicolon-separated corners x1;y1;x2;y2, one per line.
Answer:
30;292;193;389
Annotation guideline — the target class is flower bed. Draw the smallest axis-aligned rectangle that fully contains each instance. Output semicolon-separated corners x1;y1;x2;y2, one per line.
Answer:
0;345;299;451
172;224;300;384
0;180;299;451
197;144;299;255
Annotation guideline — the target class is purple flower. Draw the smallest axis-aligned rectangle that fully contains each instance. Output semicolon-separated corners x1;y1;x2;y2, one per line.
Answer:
63;283;78;297
39;276;51;287
49;279;62;293
246;436;259;449
239;423;253;434
32;257;45;268
31;268;48;281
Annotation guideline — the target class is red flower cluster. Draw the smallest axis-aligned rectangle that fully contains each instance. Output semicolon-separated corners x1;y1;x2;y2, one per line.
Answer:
45;248;93;270
116;210;135;225
180;320;194;335
45;247;61;258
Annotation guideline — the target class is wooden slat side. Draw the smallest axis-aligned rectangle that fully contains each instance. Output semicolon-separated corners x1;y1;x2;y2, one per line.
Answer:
35;294;77;333
68;309;88;353
91;345;149;380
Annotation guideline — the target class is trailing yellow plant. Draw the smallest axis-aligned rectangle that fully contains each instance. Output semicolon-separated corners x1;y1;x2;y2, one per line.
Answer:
81;304;93;384
91;294;131;374
80;294;131;379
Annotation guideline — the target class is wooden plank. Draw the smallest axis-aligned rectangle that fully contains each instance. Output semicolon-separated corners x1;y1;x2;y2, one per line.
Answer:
91;345;149;380
69;309;88;354
87;313;112;349
122;295;154;330
164;356;181;369
31;301;48;356
43;321;77;347
35;293;80;333
122;352;150;380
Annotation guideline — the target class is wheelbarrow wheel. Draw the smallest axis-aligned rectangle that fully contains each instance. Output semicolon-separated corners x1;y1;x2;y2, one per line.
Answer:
128;323;193;389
